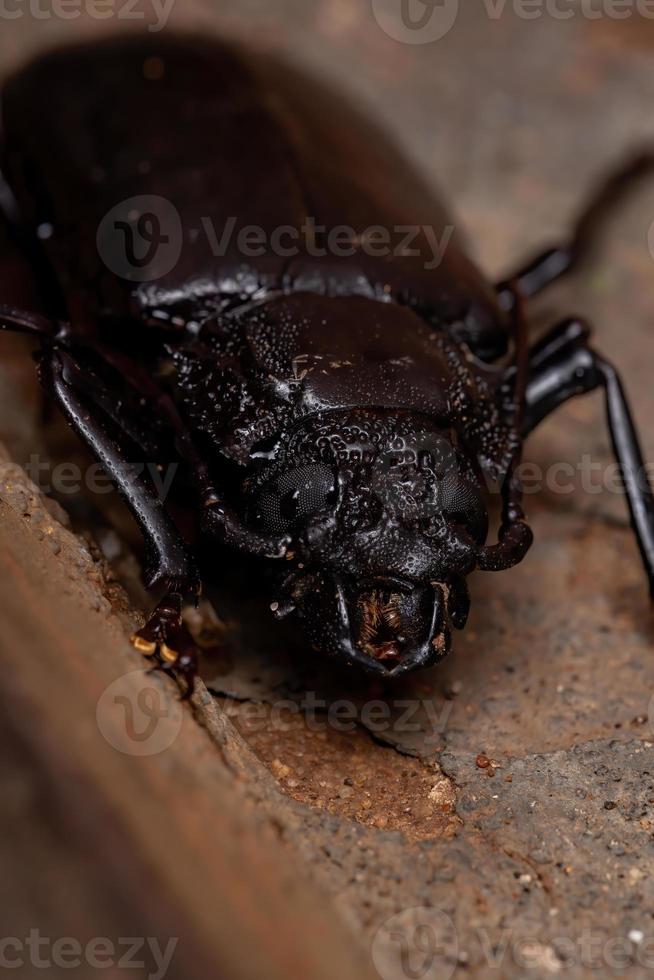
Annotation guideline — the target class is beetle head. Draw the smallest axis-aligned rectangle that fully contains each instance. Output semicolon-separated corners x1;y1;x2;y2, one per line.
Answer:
247;411;488;675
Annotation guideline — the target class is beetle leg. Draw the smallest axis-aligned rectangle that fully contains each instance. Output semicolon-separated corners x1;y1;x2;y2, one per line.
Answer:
523;323;654;596
0;305;60;337
73;341;291;560
43;346;202;692
478;283;534;571
202;504;291;558
132;593;197;699
497;152;654;309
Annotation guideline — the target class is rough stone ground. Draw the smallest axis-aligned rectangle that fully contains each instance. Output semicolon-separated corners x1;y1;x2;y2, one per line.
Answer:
2;4;654;979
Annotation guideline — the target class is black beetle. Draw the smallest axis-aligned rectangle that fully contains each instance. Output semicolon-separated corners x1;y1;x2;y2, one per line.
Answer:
1;34;653;694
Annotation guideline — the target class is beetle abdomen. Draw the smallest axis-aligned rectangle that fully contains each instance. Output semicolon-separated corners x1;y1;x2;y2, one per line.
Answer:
2;33;505;358
1;35;306;324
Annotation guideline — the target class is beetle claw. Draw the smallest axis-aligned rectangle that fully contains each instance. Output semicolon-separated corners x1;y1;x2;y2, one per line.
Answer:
131;597;199;697
130;633;158;657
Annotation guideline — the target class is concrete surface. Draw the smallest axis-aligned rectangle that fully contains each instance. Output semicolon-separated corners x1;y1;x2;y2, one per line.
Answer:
1;3;654;979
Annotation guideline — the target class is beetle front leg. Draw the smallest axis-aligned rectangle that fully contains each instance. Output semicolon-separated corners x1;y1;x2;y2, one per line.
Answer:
131;593;198;697
81;342;291;560
0;305;59;337
523;320;654;596
44;347;202;693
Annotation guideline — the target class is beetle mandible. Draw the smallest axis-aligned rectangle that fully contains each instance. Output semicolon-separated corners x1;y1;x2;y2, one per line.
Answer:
1;35;653;694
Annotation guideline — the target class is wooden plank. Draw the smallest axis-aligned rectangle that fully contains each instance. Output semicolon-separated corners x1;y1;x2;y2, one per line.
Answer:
0;454;374;980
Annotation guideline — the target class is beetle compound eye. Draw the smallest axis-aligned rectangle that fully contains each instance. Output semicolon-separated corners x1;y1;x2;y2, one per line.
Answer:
279;464;337;518
441;472;488;544
257;463;337;533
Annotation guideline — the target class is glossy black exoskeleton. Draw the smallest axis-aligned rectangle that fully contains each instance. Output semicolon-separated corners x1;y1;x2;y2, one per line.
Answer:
2;35;654;694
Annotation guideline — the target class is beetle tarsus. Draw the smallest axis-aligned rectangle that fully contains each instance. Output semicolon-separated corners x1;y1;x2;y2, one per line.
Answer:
131;592;199;697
